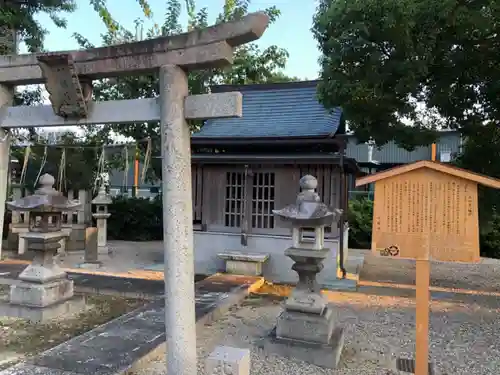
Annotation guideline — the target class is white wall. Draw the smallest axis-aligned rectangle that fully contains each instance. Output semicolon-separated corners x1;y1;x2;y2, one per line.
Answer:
193;229;349;285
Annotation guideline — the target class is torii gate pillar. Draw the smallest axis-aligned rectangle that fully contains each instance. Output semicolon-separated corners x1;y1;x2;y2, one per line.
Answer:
159;65;197;375
0;85;12;259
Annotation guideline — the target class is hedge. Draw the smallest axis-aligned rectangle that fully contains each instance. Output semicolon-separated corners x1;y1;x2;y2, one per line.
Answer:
107;196;163;241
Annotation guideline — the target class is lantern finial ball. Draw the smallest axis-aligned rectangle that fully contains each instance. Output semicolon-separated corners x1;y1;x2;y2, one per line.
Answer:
39;173;55;188
299;175;317;191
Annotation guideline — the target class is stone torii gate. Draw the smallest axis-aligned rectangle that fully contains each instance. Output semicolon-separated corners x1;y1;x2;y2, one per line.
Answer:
0;12;269;375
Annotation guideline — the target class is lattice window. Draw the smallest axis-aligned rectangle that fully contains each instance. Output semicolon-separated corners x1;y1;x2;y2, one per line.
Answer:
252;172;275;229
224;172;245;227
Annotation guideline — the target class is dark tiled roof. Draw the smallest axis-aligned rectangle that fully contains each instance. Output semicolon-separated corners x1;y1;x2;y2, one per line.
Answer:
192;80;343;139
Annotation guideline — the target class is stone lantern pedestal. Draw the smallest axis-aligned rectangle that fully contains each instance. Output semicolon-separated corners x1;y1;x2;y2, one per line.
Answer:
0;174;85;322
260;175;345;369
10;232;74;308
92;185;112;256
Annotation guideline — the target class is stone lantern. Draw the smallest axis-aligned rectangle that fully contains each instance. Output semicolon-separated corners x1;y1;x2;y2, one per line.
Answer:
3;173;83;322
92;184;112;255
263;175;344;369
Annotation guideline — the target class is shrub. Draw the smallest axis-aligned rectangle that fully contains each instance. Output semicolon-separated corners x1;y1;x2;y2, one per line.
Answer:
347;198;373;249
480;211;500;259
107;196;163;241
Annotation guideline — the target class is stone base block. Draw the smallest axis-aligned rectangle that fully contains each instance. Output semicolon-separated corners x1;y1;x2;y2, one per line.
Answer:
0;295;85;323
276;306;335;345
259;326;345;369
98;246;109;255
206;346;250;375
9;279;74;308
226;260;263;276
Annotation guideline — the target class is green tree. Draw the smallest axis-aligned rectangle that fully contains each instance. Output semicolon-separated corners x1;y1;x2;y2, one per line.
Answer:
454;123;500;222
313;0;500;257
78;0;296;179
0;0;151;53
312;0;500;149
0;0;152;149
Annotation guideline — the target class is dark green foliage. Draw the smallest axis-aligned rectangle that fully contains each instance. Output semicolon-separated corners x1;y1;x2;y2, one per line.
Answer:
480;211;500;259
0;0;151;53
346;198;373;249
453;123;500;226
452;123;500;260
0;0;76;53
107;196;163;241
314;0;500;257
312;0;500;149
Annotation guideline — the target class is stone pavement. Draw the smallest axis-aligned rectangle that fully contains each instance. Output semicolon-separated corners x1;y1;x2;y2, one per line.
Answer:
3;243;369;282
0;274;264;375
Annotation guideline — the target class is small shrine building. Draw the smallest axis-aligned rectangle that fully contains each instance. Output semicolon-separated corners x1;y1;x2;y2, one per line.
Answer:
190;80;360;284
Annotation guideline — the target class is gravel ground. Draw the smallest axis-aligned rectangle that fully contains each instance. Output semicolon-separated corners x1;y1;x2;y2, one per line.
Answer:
135;293;500;375
359;253;500;293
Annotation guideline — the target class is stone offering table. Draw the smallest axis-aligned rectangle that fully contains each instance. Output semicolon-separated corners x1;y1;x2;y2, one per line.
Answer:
0;174;84;322
260;175;345;369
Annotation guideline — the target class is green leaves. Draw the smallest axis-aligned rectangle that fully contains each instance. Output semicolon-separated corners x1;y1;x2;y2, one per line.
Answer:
1;0;75;53
0;0;151;53
346;197;373;249
313;0;500;149
82;0;293;180
107;196;163;241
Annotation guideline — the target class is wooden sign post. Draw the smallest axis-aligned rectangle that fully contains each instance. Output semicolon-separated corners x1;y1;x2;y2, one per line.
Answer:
356;160;500;375
417;150;434;375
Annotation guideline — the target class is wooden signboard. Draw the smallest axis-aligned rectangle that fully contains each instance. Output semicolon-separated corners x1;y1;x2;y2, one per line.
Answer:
356;160;500;375
356;160;500;263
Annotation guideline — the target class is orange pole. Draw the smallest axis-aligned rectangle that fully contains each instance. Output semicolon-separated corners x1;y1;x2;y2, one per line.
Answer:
134;159;139;187
134;146;139;196
415;258;430;375
431;144;437;161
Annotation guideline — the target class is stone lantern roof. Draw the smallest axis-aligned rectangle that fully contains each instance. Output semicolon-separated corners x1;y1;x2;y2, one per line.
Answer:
7;174;81;212
272;175;342;227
